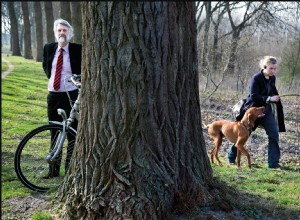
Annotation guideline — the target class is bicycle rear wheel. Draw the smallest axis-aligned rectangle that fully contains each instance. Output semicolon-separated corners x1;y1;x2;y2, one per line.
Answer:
14;124;77;192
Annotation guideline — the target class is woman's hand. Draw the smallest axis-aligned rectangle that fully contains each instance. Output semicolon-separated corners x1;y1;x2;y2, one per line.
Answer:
270;95;280;102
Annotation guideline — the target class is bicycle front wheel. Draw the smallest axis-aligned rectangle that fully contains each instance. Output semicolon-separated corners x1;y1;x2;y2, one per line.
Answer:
14;124;77;192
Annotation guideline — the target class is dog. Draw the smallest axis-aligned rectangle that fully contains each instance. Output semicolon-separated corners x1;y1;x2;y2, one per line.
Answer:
203;106;265;168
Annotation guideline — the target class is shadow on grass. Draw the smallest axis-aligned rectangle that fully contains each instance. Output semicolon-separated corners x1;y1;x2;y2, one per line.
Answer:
185;177;300;219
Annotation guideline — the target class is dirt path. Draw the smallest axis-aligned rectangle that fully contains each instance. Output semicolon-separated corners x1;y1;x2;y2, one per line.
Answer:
2;57;14;79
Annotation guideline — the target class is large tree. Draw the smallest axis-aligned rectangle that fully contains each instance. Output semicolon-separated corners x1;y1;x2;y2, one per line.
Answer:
21;1;33;59
59;2;213;219
70;2;82;43
7;1;21;56
44;2;55;43
33;2;43;61
59;2;71;23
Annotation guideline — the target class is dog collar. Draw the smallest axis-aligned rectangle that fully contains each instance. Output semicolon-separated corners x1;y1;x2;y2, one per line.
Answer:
241;121;252;134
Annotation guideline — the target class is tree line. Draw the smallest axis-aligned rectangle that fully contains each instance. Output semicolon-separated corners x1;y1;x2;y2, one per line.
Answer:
195;1;300;94
2;2;299;93
2;1;82;61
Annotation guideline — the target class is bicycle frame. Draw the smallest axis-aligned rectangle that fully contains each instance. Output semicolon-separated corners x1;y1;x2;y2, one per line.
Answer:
45;75;81;164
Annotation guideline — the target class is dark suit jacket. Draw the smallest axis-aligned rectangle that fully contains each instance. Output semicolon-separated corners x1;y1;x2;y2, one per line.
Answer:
42;42;82;79
241;71;285;132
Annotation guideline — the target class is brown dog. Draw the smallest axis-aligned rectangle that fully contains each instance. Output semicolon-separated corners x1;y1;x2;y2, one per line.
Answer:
204;106;265;168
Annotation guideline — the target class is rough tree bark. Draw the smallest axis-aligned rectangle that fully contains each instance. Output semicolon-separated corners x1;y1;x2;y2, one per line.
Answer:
33;2;43;62
21;2;33;59
7;2;21;56
59;2;213;219
59;2;71;23
70;2;82;44
44;2;55;43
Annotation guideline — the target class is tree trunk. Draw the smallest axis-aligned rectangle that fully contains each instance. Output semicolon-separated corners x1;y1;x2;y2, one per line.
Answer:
201;2;211;73
59;2;71;23
7;2;21;56
44;2;55;43
21;2;33;59
70;2;82;43
33;2;43;62
59;2;213;219
225;30;240;75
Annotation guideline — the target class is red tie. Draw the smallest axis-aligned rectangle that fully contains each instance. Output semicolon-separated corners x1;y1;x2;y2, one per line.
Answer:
53;48;64;90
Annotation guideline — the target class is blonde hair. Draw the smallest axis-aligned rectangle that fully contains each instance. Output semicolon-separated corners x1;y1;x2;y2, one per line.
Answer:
259;56;278;69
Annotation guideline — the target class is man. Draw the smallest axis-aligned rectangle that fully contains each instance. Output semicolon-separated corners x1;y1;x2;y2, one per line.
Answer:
42;18;82;178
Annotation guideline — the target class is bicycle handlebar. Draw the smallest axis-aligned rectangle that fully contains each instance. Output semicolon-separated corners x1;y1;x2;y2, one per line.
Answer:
70;74;81;88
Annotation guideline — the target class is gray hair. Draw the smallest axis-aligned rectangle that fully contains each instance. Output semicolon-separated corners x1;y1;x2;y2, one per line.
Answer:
53;18;74;39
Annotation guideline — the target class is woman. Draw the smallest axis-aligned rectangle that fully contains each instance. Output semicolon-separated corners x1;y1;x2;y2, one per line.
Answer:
228;56;286;169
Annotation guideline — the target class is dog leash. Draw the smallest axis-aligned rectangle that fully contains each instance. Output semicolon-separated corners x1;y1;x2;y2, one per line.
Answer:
280;94;300;97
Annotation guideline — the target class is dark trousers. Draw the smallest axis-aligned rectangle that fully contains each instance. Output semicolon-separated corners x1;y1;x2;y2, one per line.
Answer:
228;112;280;167
47;90;78;176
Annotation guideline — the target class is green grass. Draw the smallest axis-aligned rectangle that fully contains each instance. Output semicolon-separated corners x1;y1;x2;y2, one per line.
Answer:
2;58;8;72
210;160;300;218
211;158;300;211
2;55;48;200
32;211;53;220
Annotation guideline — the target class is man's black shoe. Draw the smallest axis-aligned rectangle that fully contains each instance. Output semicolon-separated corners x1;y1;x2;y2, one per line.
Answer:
268;164;282;169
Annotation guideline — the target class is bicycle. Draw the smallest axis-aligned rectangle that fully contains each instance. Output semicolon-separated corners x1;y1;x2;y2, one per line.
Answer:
14;74;81;192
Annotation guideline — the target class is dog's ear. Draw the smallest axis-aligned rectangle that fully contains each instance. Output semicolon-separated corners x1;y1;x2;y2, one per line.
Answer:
247;113;254;128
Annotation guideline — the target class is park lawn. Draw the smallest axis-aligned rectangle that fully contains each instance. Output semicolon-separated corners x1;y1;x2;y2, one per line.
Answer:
2;55;48;199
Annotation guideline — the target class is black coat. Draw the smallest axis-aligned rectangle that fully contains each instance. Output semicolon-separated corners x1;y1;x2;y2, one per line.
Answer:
42;42;82;79
238;71;286;132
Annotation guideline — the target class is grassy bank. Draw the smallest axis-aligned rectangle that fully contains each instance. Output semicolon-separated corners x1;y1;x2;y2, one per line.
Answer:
2;55;48;200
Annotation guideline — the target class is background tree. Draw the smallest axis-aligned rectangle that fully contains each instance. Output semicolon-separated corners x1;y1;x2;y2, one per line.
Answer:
58;2;213;219
224;2;268;75
211;4;227;71
281;37;300;90
70;2;82;43
59;2;71;22
7;1;21;56
21;1;33;59
33;2;43;62
44;2;54;43
196;1;300;98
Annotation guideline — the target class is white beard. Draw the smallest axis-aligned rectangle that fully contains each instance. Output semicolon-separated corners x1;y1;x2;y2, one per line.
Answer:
58;36;67;43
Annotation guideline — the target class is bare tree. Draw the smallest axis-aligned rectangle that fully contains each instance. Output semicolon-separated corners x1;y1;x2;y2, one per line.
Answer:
224;2;269;74
197;1;284;96
33;2;43;61
282;37;300;90
198;2;226;92
44;2;54;43
1;2;11;46
58;2;212;219
211;4;227;71
59;2;71;22
21;1;33;59
201;2;212;73
70;2;82;43
7;1;21;56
